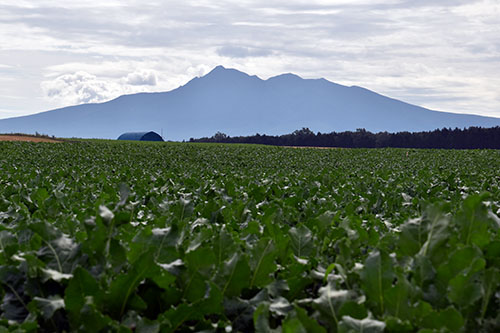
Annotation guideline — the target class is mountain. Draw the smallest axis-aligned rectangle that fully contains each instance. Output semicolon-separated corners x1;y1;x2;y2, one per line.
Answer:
1;65;500;140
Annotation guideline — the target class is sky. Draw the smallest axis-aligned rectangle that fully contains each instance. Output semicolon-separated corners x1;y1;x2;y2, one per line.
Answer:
0;0;499;119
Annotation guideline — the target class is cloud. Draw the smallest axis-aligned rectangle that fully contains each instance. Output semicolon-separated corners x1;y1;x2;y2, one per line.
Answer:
40;69;165;106
40;71;121;105
217;46;272;58
125;70;157;86
1;0;500;118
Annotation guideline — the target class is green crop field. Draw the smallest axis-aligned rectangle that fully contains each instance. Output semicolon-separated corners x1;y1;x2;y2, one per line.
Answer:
1;141;500;332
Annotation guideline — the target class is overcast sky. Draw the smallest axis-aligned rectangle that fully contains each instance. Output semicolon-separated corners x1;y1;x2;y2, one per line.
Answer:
1;0;499;119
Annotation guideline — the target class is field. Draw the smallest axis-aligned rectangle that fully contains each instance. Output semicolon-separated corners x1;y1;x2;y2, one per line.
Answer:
1;141;500;332
0;135;61;143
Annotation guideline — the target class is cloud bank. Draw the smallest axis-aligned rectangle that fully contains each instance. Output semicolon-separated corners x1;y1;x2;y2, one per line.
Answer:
0;0;499;117
41;72;117;105
125;70;158;86
41;69;160;106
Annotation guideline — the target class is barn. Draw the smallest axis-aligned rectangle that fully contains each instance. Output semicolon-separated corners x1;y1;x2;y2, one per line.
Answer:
117;131;164;142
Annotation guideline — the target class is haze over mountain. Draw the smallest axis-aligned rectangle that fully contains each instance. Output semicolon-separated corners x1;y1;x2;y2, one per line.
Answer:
1;66;500;141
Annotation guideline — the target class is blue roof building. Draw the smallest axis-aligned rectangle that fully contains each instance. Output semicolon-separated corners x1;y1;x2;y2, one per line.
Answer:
117;131;164;142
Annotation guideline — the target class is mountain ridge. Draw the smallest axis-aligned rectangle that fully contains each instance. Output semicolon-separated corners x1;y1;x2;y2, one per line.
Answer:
1;66;499;140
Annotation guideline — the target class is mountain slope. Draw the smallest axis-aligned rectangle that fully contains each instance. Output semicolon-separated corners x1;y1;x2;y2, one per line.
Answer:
1;65;499;140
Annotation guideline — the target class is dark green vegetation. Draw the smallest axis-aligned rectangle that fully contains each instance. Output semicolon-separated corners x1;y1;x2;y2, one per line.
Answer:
193;126;500;149
1;141;500;332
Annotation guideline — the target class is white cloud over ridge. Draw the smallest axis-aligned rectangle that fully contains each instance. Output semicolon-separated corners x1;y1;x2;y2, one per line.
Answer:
125;70;157;86
41;72;119;105
0;0;499;118
41;69;162;106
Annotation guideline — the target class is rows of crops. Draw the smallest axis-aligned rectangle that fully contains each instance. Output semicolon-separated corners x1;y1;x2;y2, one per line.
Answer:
1;141;500;332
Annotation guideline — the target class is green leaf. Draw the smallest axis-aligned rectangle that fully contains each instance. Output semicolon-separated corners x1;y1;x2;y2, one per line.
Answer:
212;227;238;268
182;272;206;303
457;194;492;248
282;316;307;333
384;274;411;319
269;296;293;317
266;279;290;298
315;211;335;232
186;226;213;253
338;316;385;333
254;302;273;333
485;240;500;267
289;224;314;258
360;249;394;315
418;205;450;261
149;263;177;290
0;230;17;260
0;266;29;322
118;183;131;206
398;218;425;257
99;205;114;223
313;281;353;327
184;246;217;275
292;305;326;333
106;252;154;319
420;306;464;331
160;303;200;332
40;268;72;282
31;188;49;208
412;300;432;323
413;255;436;287
219;253;251;297
65;266;100;318
29;222;79;273
77;303;112;331
114;210;132;226
108;238;128;270
253;300;282;333
28;221;61;241
224;299;254;332
224;289;269;331
384;316;413;332
129;225;183;263
195;281;224;316
323;263;336;283
436;246;482;286
338;301;368;320
481;268;500;320
127;293;147;311
448;272;483;308
30;296;65;319
136;317;160;333
249;238;277;288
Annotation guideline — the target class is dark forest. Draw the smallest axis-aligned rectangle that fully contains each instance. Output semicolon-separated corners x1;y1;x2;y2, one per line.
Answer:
191;126;500;149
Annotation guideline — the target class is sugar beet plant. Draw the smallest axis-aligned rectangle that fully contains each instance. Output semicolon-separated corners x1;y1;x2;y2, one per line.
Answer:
1;141;500;332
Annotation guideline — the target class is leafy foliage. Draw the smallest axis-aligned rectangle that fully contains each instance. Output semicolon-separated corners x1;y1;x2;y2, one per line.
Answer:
1;141;500;331
192;126;500;149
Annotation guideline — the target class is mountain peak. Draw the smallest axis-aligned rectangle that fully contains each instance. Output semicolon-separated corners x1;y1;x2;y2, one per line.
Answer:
209;65;227;73
267;73;302;81
202;65;260;82
206;65;243;76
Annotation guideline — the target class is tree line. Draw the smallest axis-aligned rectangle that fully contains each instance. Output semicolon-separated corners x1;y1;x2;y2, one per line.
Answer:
190;126;500;149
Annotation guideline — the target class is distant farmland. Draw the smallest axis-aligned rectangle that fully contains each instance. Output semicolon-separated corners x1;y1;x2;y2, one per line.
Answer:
1;141;499;332
0;134;61;143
